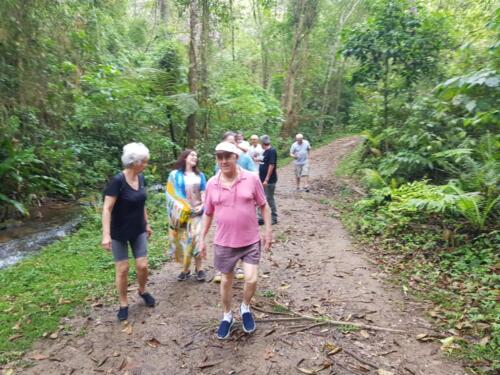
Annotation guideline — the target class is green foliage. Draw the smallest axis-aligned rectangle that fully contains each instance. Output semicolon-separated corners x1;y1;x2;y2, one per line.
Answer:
343;0;449;87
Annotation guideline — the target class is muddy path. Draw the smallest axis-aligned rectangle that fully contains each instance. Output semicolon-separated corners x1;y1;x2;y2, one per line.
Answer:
20;137;466;375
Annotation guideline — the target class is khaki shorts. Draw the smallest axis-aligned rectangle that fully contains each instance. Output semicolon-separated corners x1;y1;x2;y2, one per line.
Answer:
294;162;309;177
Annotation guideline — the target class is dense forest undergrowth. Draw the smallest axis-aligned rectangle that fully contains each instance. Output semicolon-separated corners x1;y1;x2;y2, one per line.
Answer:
0;0;498;373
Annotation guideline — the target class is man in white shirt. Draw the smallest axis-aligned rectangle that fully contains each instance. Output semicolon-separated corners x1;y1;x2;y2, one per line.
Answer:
248;134;264;169
289;133;311;192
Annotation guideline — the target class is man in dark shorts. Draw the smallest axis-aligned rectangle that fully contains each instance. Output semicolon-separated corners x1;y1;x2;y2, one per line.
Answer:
200;141;273;339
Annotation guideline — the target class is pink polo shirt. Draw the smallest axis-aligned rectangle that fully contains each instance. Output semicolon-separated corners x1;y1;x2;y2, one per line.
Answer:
204;169;267;248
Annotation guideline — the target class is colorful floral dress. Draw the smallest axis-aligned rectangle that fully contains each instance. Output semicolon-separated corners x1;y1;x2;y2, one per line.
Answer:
166;170;206;266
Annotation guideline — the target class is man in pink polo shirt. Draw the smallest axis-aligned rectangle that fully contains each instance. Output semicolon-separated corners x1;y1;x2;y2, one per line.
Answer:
200;141;272;339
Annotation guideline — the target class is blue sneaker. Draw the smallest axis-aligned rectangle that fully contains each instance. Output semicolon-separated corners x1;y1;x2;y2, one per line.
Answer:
217;318;234;340
241;311;256;334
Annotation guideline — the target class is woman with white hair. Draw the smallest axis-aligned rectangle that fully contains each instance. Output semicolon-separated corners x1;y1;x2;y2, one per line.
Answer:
102;142;156;321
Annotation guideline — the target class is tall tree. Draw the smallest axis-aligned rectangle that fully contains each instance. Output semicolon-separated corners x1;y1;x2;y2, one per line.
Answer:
186;0;199;147
318;0;362;133
251;0;271;89
280;0;319;137
342;0;448;127
158;0;168;22
199;0;210;137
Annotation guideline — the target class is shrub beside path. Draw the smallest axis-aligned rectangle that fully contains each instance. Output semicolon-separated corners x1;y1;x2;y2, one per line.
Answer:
20;136;466;375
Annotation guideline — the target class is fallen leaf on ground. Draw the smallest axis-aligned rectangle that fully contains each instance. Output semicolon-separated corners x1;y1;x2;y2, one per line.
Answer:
324;341;341;355
58;297;71;305
121;323;133;335
197;360;223;369
264;328;276;337
297;363;332;374
49;332;59;339
146;337;161;348
416;333;434;342
118;356;137;371
263;346;275;360
3;369;14;375
28;354;49;360
359;330;370;338
377;370;395;375
440;336;460;352
9;334;23;341
12;322;21;330
97;356;109;367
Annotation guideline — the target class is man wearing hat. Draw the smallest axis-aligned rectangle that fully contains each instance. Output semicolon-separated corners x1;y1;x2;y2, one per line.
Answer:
200;141;273;339
259;135;278;225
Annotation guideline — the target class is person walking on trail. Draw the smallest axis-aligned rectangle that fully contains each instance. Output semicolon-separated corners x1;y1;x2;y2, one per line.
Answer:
290;133;311;192
200;141;273;339
259;135;278;225
218;131;257;173
102;142;156;321
248;134;264;170
213;131;257;283
166;149;207;282
236;131;251;154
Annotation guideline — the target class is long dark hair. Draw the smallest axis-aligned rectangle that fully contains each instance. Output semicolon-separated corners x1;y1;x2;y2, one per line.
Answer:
174;149;200;174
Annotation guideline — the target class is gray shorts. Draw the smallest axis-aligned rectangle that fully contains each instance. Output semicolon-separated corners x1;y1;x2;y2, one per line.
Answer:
294;162;309;177
214;241;261;274
111;232;148;262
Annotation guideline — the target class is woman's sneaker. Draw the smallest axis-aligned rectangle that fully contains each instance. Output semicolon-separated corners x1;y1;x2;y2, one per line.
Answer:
213;271;222;283
177;271;191;281
217;318;234;340
196;269;207;282
235;267;245;280
117;306;129;321
138;291;156;307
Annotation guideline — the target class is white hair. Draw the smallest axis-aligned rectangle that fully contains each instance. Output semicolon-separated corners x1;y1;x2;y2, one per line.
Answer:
121;142;150;168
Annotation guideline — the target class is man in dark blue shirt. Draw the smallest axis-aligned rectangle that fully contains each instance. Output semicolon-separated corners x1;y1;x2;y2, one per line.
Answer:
258;135;278;225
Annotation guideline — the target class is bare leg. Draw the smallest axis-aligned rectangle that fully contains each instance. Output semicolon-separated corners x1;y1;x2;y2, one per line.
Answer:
194;255;202;271
135;257;149;294
182;253;192;273
242;263;258;306
303;175;309;189
220;272;234;313
296;176;300;190
115;260;129;307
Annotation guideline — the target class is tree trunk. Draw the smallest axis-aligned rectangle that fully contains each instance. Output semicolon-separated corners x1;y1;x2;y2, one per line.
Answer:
199;0;210;138
383;56;389;130
158;0;167;22
318;0;361;132
186;0;199;148
229;0;235;62
251;0;269;89
280;0;318;138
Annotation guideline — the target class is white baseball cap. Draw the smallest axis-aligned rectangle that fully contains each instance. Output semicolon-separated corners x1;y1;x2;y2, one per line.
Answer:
215;141;241;155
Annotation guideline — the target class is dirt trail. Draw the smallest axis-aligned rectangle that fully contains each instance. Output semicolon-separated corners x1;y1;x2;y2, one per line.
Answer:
21;137;466;375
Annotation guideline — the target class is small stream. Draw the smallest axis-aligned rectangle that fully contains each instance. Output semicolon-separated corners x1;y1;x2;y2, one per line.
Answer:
0;185;165;269
0;203;82;269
